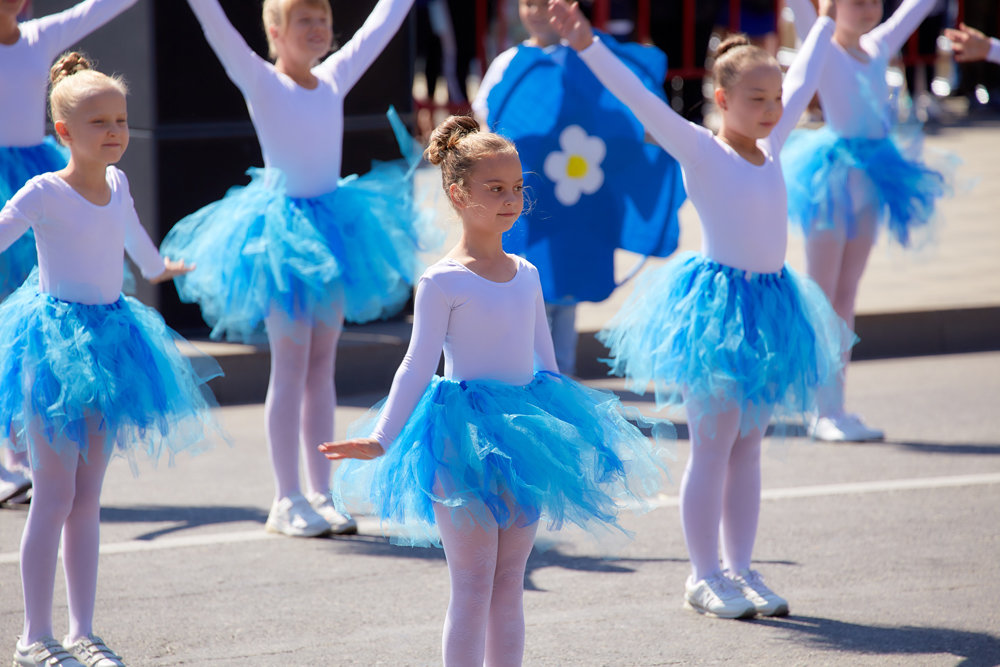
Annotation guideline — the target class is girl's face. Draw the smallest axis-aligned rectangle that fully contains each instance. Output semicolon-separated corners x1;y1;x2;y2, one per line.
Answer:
716;63;783;140
451;153;524;236
272;2;333;66
56;89;129;166
835;0;883;37
519;0;560;46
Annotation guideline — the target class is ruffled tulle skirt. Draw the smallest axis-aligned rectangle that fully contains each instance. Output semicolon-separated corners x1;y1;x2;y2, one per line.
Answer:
160;161;439;342
782;125;952;246
0;273;223;472
598;252;856;434
1;140;69;298
333;372;674;547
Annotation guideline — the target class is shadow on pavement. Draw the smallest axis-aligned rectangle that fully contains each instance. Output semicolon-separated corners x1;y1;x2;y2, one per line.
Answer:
755;615;1000;667
886;441;1000;456
99;504;268;540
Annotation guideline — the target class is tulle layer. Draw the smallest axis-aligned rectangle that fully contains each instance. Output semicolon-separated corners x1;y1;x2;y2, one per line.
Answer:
333;372;674;547
598;253;856;434
782;125;952;246
160;164;439;342
0;140;69;297
0;275;223;472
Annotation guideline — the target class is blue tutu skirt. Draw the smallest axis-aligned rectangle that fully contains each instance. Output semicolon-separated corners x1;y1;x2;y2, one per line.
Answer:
598;252;856;434
782;125;952;246
1;140;69;298
333;372;674;547
160;160;439;342
0;273;223;472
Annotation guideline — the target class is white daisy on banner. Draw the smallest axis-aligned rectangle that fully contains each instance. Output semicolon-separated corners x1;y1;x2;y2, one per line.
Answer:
543;125;606;206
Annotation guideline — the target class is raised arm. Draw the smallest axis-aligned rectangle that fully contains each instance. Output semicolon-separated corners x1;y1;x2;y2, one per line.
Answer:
945;23;1000;64
316;0;415;91
35;0;138;62
770;15;835;149
186;0;268;93
868;0;936;55
785;0;818;40
550;0;705;166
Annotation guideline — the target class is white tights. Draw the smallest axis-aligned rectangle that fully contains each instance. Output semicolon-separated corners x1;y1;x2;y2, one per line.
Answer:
433;504;537;667
264;312;342;500
804;179;878;418
20;432;110;644
680;401;768;581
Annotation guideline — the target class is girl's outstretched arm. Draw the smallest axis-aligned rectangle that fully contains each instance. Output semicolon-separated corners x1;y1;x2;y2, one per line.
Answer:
35;0;139;62
868;0;936;55
547;0;704;167
316;0;416;92
784;0;819;41
186;0;268;93
945;23;1000;64
319;438;384;461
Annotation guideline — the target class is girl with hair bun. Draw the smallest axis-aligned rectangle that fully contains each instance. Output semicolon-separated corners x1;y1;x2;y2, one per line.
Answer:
321;115;671;666
0;0;138;301
161;0;438;539
549;0;852;619
1;53;218;667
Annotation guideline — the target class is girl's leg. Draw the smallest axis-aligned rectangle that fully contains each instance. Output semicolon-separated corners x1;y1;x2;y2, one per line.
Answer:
63;433;111;642
20;440;78;643
434;503;498;667
484;519;537;667
300;318;342;497
805;228;849;418
679;399;742;581
264;311;312;500
719;422;767;574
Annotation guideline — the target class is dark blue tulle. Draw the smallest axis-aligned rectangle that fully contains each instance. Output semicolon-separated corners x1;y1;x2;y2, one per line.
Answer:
160;162;440;342
782;125;953;247
0;274;223;472
598;253;856;434
0;140;69;298
333;372;674;547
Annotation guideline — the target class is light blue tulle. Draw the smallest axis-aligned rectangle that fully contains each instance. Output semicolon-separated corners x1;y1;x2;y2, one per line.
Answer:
333;372;674;548
160;162;440;342
782;125;953;247
0;139;69;298
598;252;856;434
0;272;223;473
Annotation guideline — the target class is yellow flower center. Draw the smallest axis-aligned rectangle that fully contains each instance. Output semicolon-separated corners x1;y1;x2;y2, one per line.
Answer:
566;155;588;179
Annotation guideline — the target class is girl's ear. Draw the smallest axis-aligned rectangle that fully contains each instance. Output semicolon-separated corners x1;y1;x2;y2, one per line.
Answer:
54;120;70;143
714;87;728;111
448;182;466;209
268;24;282;47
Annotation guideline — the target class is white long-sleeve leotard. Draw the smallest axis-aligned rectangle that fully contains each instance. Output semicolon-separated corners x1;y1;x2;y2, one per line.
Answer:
0;167;165;304
577;17;834;274
369;256;559;448
787;0;935;138
186;0;414;198
989;37;1000;65
0;0;138;147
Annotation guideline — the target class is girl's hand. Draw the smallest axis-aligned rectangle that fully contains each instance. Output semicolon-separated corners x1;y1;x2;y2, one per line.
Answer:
818;0;836;21
319;437;385;460
150;258;195;284
547;0;594;52
944;23;991;63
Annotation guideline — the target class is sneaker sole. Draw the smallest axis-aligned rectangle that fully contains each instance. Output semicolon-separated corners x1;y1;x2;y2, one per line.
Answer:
755;601;790;617
264;521;330;538
683;599;757;620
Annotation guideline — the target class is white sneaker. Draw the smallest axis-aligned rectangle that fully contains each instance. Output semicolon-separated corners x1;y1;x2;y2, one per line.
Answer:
726;569;789;617
683;573;756;619
13;637;85;666
810;414;883;442
308;492;357;535
0;466;31;504
63;634;125;667
265;494;330;537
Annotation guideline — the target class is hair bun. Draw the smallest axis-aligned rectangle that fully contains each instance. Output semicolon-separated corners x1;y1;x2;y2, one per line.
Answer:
50;52;93;87
424;115;480;165
715;34;752;59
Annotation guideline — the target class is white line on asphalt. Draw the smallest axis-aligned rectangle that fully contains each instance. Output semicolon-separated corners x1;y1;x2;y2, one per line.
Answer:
2;472;999;564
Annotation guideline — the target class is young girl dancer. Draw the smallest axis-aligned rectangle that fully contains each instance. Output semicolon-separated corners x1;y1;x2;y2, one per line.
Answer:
320;116;670;666
549;0;852;618
945;22;1000;64
161;0;432;537
783;0;945;442
1;53;217;667
0;0;138;300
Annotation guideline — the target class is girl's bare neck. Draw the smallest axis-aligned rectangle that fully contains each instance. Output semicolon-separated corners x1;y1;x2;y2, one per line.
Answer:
716;125;765;166
275;57;320;89
448;234;517;282
833;27;864;53
58;159;112;206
